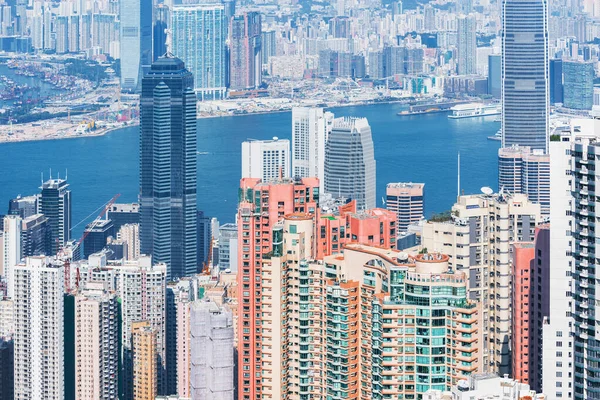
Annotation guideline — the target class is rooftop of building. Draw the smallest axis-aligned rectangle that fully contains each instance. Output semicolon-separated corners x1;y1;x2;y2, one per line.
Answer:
332;116;370;131
109;203;139;213
386;182;425;190
40;177;69;190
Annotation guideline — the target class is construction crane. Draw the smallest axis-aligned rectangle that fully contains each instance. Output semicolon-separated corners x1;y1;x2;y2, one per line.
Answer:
63;193;121;292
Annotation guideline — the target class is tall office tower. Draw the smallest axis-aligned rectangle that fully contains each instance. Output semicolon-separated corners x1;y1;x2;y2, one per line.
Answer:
68;15;80;52
291;107;334;193
74;281;119;400
139;55;197;280
119;257;166;399
217;223;237;271
153;4;168;62
563;60;594;110
117;223;140;261
21;214;49;257
501;0;549;152
190;300;234;399
241;138;290;182
171;3;227;100
2;215;20;298
259;215;482;398
324;117;376;210
385;182;425;232
13;256;64;400
8;195;37;218
422;193;541;374
229;12;262;91
132;321;157;400
108;203;139;231
457;14;477;75
197;211;211;268
549;59;563;104
498;146;550;215
488;54;501;97
38;177;71;255
54;15;69;53
119;0;152;91
236;177;319;399
83;219;115;259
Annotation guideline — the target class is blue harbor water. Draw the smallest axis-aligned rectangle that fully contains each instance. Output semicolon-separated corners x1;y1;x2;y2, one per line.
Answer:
0;102;500;236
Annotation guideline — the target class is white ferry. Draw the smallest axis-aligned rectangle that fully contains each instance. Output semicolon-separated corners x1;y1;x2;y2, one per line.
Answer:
448;103;501;119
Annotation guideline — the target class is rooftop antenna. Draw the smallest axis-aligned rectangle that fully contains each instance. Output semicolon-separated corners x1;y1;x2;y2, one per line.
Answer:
65;168;68;181
41;172;43;185
457;152;460;200
49;167;52;180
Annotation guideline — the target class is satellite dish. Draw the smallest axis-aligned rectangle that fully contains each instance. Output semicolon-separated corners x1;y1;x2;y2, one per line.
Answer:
481;186;493;195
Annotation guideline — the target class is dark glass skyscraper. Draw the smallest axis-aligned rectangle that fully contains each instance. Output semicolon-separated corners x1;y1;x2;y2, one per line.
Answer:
549;58;563;104
38;178;71;255
140;55;198;280
501;0;549;152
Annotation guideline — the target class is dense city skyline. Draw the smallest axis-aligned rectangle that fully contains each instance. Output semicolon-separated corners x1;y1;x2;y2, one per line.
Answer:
1;0;600;398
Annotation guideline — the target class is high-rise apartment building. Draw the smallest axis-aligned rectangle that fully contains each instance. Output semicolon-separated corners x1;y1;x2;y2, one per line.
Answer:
229;12;262;91
21;214;49;258
510;225;549;391
457;14;476;75
498;146;550;215
563;60;594;110
132;321;157;400
385;182;425;232
13;256;64;400
8;194;37;218
117;223;140;261
118;257;166;399
259;215;482;399
501;0;549;152
190;300;234;399
241;138;290;182
422;193;541;374
2;215;20;298
74;281;119;400
140;55;197;279
38;177;71;255
324;117;376;210
236;177;320;399
171;3;227;100
545;117;600;400
119;0;152;91
291;107;334;193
